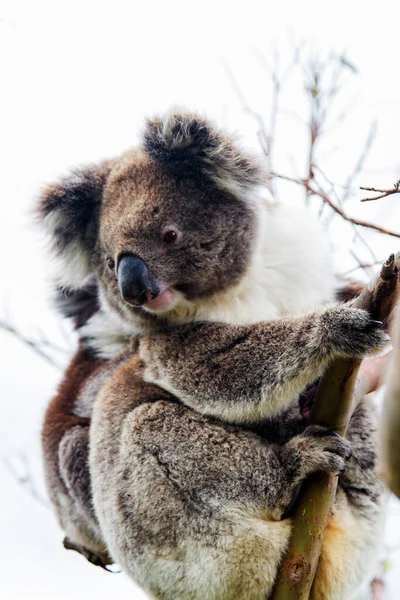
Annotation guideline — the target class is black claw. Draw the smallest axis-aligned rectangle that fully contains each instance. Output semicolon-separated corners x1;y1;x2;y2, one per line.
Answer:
368;319;383;328
344;449;353;459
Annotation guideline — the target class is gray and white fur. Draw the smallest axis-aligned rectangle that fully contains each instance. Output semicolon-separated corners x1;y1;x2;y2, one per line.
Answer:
37;110;386;599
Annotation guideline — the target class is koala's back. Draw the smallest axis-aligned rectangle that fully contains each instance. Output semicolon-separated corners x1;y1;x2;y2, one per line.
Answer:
90;362;382;600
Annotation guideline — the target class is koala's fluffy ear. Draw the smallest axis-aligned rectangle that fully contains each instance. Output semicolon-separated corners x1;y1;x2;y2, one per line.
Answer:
142;110;267;197
36;162;111;288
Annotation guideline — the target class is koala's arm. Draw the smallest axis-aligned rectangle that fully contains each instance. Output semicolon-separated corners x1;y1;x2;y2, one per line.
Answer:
139;304;388;423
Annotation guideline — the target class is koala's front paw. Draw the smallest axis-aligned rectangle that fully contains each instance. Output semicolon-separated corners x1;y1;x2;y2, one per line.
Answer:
289;425;353;478
320;305;390;358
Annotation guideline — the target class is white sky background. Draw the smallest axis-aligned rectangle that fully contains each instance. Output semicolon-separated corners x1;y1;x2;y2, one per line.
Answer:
1;1;400;598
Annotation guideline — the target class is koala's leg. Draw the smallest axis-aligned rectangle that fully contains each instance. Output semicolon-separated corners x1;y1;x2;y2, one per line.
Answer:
90;365;360;599
57;425;113;567
140;304;388;423
42;347;115;566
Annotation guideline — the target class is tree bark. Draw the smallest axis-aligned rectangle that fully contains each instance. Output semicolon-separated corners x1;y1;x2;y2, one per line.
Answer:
270;253;400;600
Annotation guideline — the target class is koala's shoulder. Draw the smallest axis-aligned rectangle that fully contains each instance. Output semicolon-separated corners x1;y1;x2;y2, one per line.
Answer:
97;354;173;414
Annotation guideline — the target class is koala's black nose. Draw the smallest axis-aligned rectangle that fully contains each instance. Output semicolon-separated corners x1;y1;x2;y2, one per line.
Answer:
117;255;160;306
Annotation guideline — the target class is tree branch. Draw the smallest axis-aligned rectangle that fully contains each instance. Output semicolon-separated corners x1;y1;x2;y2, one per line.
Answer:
270;252;400;600
381;295;400;498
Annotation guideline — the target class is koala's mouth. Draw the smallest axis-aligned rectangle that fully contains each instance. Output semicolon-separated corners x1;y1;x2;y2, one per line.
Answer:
142;286;178;313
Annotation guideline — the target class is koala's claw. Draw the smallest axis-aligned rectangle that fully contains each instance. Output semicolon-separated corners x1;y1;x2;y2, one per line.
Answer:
321;306;390;358
368;320;383;328
324;430;353;458
291;425;353;478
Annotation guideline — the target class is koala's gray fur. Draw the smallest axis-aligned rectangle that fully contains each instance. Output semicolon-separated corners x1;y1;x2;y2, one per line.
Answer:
38;110;386;598
91;367;383;599
139;305;387;423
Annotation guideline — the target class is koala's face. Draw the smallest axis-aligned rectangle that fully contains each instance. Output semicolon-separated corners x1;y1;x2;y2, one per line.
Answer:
96;153;256;325
37;111;265;331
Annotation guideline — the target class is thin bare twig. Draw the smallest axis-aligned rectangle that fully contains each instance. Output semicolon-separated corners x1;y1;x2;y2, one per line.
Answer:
273;173;400;238
311;165;379;265
360;180;400;202
343;255;383;277
348;231;379;269
349;250;378;277
252;46;300;162
0;318;63;369
223;59;270;157
340;120;377;205
5;454;49;508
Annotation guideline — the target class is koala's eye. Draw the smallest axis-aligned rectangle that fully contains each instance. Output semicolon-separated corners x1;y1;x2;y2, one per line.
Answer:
107;257;116;271
161;228;179;246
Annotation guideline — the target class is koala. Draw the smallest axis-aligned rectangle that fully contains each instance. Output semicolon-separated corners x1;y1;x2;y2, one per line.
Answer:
38;111;386;599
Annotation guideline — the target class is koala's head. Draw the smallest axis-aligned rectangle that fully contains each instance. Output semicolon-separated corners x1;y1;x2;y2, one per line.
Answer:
36;111;266;333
